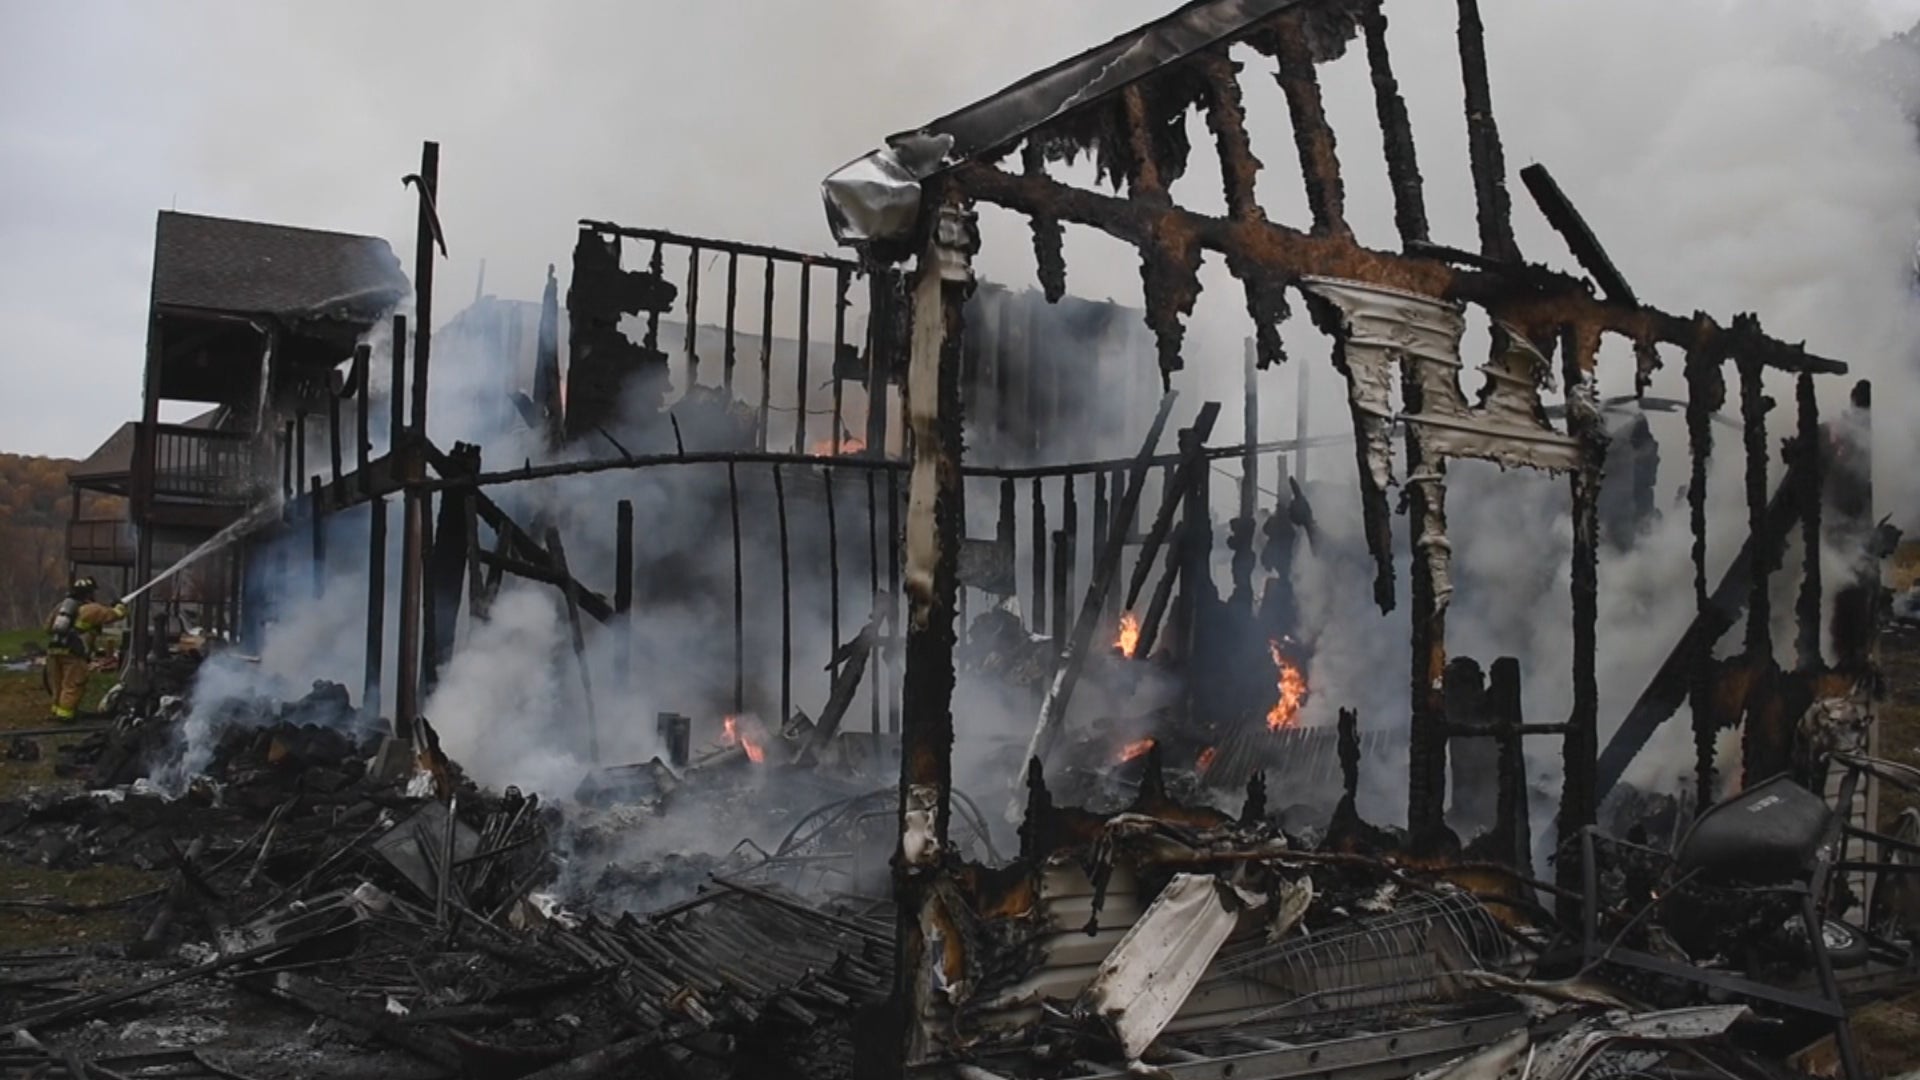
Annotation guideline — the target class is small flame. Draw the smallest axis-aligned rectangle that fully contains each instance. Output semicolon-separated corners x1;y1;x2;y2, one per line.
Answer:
1115;612;1142;658
1266;640;1307;730
722;715;766;764
809;435;867;457
1195;746;1218;773
1116;737;1155;763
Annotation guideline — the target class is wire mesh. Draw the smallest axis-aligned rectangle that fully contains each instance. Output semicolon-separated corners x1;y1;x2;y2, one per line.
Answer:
1202;888;1514;1025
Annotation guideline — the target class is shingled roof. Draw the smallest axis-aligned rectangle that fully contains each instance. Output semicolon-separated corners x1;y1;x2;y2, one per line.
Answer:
152;211;410;324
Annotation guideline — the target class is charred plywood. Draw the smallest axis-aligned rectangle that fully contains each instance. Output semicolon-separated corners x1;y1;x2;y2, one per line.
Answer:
563;226;676;442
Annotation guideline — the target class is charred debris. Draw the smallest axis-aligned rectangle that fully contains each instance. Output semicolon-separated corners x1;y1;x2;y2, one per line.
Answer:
6;0;1916;1078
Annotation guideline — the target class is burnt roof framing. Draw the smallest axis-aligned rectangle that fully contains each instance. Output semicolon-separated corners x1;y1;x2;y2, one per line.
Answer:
823;0;1863;1001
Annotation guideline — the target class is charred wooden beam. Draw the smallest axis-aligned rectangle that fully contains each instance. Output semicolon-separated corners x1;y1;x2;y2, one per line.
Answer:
798;619;877;766
1794;373;1823;671
616;499;634;694
425;443;478;694
774;463;794;727
643;241;664;353
1362;0;1428;247
826;467;842;677
578;219;860;272
867;469;883;736
758;258;776;449
1031;478;1048;636
308;476;326;601
1014;392;1180;809
1455;0;1519;264
1197;51;1289;369
794;264;813;456
1122;82;1203;377
1404;348;1451;846
729;462;746;716
464;491;486;628
1685;333;1725;806
1268;11;1349;239
364;496;387;720
1558;325;1606;898
1738;351;1777;667
1021;142;1068;302
1595;455;1809;802
408;141;440;437
1487;657;1531;871
723;252;740;396
948;163;1841;378
893;194;976;1068
683;244;702;385
1519;164;1635;306
832;267;852;452
353;343;371;493
1124;405;1223;613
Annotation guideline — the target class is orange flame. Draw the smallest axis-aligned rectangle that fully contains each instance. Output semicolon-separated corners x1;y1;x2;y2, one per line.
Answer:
1116;737;1155;763
722;715;766;764
1195;746;1218;773
1266;641;1307;730
808;435;867;457
1115;612;1142;658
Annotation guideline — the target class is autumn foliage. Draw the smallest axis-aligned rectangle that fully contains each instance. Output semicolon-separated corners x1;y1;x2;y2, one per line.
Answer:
0;453;95;629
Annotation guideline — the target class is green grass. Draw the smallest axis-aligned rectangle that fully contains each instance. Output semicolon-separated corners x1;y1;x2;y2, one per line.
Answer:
0;627;46;662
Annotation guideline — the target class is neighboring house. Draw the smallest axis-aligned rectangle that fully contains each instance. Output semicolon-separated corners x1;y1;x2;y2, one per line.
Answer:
73;211;411;658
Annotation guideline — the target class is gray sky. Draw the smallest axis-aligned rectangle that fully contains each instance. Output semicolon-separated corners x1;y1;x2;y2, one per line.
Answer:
3;0;1919;459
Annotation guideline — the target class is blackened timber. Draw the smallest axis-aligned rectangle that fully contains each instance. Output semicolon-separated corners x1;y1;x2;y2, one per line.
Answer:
1092;471;1110;569
281;422;294;505
684;245;702;385
1022;142;1068;302
1125;404;1224;611
728;463;746;716
328;382;343;484
425;444;478;692
1031;478;1048;635
578;219;859;273
1595;457;1811;801
1558;325;1605;898
1051;529;1070;655
1268;11;1348;238
353;344;371;492
465;493;486;628
395;456;425;739
470;549;567;589
759;259;776;449
775;464;794;728
1136;521;1184;663
295;413;307;505
390;316;408;454
1405;324;1450;845
1455;0;1519;264
825;468;841;676
1242;336;1259;523
1176;422;1214;689
1519;164;1635;306
723;253;740;396
867;469;882;736
1795;373;1823;670
616;500;634;694
309;476;325;600
1196;50;1287;369
644;242;664;352
794;264;813;456
365;497;387;720
799;619;876;766
1487;657;1530;871
545;528;599;764
887;464;901;735
1739;354;1775;664
865;269;901;457
1685;337;1724;805
832;267;851;452
462;488;613;624
409;141;440;436
1362;0;1428;246
1021;386;1182;791
894;196;975;1068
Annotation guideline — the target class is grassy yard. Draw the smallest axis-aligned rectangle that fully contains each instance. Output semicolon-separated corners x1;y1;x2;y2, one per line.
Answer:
0;626;46;661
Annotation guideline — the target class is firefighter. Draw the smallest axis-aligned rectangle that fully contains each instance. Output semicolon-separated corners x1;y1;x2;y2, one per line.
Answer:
44;577;126;722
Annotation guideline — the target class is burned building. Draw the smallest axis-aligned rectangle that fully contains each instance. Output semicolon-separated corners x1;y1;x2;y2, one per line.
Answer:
5;2;1917;1079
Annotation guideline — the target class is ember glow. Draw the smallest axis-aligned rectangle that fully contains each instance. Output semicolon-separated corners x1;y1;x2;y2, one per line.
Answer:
1266;641;1307;730
1116;738;1155;763
722;715;766;763
808;435;867;457
1115;611;1142;658
1195;746;1218;773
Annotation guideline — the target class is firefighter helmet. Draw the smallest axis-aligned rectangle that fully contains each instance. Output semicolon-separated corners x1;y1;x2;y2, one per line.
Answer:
70;577;97;597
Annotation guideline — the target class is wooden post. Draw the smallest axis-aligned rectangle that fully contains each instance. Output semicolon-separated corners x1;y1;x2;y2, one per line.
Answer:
893;195;976;1068
328;382;343;485
615;499;633;698
758;259;776;450
723;252;739;396
365;496;387;720
353;344;371;494
825;467;841;675
794;263;812;456
729;463;745;716
774;464;793;727
867;468;882;737
1030;478;1048;635
309;476;326;599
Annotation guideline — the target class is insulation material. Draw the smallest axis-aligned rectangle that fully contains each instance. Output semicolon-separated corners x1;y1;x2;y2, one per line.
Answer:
1078;873;1265;1060
1415;324;1582;473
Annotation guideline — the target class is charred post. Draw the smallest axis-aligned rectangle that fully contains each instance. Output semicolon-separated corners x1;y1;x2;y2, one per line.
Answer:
1362;0;1428;246
793;263;813;456
825;467;841;676
867;468;882;736
615;499;634;696
683;245;702;386
1454;0;1519;264
723;252;739;396
1487;656;1531;870
1268;12;1349;239
1558;325;1607;898
1684;336;1723;805
759;259;776;450
353;343;371;492
729;462;746;716
774;463;794;728
1404;337;1451;847
365;497;387;720
544;527;598;764
1738;352;1776;668
892;195;976;1069
424;443;478;694
309;476;325;600
1794;373;1823;671
408;141;439;437
1030;477;1048;636
832;267;851;453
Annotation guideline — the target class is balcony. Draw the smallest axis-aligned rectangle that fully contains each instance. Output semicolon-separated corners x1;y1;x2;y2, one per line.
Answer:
68;518;137;567
150;424;254;501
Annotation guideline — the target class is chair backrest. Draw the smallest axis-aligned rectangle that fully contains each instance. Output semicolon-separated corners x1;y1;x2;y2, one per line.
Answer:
1674;775;1834;886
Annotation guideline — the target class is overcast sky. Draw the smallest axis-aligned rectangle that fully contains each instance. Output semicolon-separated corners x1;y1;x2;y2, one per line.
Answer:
4;0;1919;459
